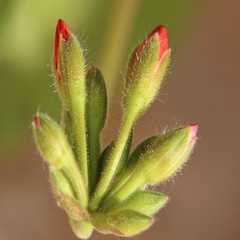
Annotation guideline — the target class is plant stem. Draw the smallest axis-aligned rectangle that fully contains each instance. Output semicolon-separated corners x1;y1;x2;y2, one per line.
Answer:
102;170;146;212
62;158;88;208
89;111;136;211
69;91;89;195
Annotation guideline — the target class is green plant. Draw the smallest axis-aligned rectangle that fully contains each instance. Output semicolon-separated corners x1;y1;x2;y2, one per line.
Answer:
32;19;198;239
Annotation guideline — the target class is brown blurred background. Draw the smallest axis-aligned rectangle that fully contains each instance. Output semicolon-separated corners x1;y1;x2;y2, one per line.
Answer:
0;0;239;239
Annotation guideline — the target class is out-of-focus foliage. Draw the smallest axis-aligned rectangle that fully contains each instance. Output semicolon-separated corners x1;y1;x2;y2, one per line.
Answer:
0;0;196;156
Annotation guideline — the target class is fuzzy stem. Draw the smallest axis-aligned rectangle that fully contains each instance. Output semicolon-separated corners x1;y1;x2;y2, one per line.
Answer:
62;159;88;208
89;111;136;211
102;171;146;212
69;90;89;195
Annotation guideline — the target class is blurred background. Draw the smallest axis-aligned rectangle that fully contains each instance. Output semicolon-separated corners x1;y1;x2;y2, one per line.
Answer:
0;0;239;239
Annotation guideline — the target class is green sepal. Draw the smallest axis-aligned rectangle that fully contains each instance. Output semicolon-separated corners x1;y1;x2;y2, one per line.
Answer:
109;210;153;237
91;210;153;237
106;190;168;216
49;167;87;221
86;66;107;133
69;218;93;239
49;166;75;198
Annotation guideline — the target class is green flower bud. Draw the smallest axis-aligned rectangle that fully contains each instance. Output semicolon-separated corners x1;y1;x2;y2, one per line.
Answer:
103;124;198;209
53;19;85;110
124;26;171;117
32;112;88;207
106;190;168;216
140;124;198;184
49;167;87;221
109;210;153;237
86;67;107;193
53;19;89;189
69;218;93;240
32;113;72;169
49;167;74;198
91;210;153;237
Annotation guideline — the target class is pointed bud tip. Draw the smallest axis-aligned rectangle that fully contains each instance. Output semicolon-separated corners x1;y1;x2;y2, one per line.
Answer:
56;19;69;42
148;25;168;62
188;123;199;145
54;19;70;71
32;116;41;129
133;25;168;69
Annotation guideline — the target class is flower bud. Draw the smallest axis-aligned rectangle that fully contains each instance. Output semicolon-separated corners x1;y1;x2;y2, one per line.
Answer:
49;167;86;221
53;19;85;110
124;26;171;117
70;218;93;239
109;210;153;237
142;124;198;184
103;124;198;208
32;113;73;169
32;112;88;207
107;190;168;216
86;67;107;192
91;211;153;237
86;67;107;134
53;19;89;188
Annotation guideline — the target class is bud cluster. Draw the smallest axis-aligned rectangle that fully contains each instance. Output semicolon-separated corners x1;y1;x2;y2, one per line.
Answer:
32;19;198;239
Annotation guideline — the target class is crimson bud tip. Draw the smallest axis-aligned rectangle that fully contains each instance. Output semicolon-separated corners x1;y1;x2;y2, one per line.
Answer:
54;19;70;71
189;123;199;145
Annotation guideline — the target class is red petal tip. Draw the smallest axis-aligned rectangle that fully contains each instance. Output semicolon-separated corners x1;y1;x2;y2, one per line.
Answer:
189;123;199;145
151;25;168;62
33;116;41;129
54;19;70;71
133;25;168;68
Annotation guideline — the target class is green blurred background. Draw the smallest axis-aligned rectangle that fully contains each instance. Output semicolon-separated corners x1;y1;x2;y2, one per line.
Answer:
0;0;239;239
0;0;197;153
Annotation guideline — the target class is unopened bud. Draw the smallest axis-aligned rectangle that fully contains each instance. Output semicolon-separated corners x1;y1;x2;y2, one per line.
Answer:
32;112;88;207
107;190;168;216
49;167;86;221
103;124;198;208
109;210;153;237
53;19;85;109
86;66;107;192
142;124;198;184
32;113;73;169
70;218;93;240
86;67;107;133
124;26;170;117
